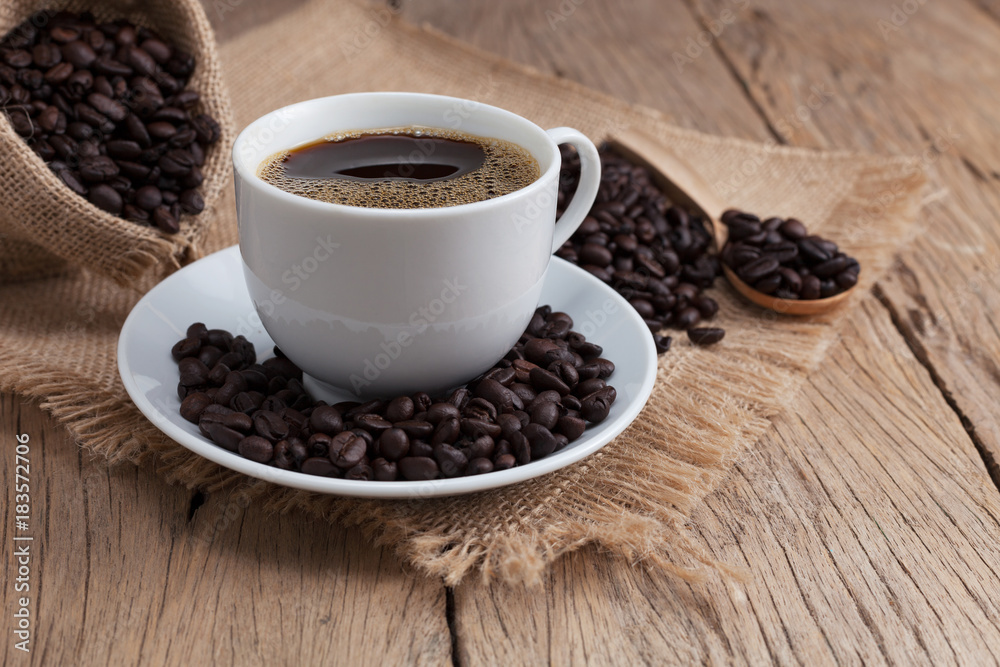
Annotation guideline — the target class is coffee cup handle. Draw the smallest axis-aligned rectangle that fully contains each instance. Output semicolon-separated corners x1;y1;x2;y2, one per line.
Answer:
546;127;601;253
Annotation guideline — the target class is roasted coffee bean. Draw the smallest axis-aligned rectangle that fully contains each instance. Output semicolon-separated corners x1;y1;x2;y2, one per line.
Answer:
434;443;468;477
62;40;97;68
252;410;289;441
344;463;373;480
141;38;172;64
192;113;221;144
466;458;494;475
474;378;515;412
1;13;220;233
180;392;213;423
738;256;780;282
133;184;162;210
446;386;473;408
201;422;244;451
426;402;460;424
378;428;410;461
173;309;617;479
238;435;273;463
580;390;614;424
556;415;587;441
301;457;340;477
86;92;126;121
529;400;560;429
399;456;439;481
307;433;333;458
528;367;571;395
123;44;156;76
493;454;516;471
372;458;398;481
329;432;366;469
836;269;859;289
763;241;798;263
721;209;860;301
688;327;725;346
812;255;850;279
798;238;831;263
431;417;460;446
754;273;782;295
464;399;498;425
152;204;179;232
171;336;201;361
652;333;672;357
353;413;392;435
178;357;209;386
780;218;808;240
460;418;501;440
79;155;119;182
392;419;433;440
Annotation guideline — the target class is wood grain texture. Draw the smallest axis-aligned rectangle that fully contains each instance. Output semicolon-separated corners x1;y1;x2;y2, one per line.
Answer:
689;0;1000;477
1;395;450;666
5;0;1000;664
454;297;1000;665
396;0;771;141
399;0;1000;663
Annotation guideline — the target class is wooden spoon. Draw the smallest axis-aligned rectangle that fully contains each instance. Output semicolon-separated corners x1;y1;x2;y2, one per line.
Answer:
607;128;855;315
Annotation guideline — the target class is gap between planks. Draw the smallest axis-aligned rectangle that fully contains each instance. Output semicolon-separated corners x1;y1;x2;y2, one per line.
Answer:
672;0;1000;498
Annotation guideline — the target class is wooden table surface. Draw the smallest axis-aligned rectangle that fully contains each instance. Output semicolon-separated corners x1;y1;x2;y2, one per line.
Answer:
5;1;1000;664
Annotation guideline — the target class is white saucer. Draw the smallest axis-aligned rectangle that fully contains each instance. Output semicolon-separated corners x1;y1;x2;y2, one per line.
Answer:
118;245;657;498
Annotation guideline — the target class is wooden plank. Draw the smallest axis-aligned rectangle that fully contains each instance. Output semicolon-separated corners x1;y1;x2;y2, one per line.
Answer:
453;296;1000;665
0;395;451;666
400;0;1000;663
690;0;1000;477
397;0;772;141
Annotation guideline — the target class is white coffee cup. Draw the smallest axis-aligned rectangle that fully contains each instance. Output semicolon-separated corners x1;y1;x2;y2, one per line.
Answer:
233;92;600;398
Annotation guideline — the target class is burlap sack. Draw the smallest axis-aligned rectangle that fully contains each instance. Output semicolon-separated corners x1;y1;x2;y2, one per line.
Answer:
0;0;929;585
0;0;234;285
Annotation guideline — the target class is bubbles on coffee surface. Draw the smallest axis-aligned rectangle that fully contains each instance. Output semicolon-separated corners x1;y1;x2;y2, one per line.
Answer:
258;126;540;209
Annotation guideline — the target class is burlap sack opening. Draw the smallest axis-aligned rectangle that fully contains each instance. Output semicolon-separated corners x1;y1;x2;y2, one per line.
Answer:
0;0;234;285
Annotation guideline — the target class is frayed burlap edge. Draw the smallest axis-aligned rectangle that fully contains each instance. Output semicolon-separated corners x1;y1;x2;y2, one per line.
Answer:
1;152;926;587
0;0;929;585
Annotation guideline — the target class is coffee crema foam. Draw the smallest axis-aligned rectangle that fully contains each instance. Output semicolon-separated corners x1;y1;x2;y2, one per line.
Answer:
257;126;541;209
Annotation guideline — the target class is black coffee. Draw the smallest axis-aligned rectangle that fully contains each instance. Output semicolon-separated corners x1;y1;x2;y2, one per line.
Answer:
258;126;540;209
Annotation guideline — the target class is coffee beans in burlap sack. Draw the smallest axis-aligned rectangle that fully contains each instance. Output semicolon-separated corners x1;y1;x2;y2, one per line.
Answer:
0;0;233;285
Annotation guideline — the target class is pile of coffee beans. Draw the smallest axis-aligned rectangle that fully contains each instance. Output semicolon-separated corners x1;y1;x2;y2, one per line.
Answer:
0;11;222;232
719;209;860;300
556;146;723;352
171;307;618;481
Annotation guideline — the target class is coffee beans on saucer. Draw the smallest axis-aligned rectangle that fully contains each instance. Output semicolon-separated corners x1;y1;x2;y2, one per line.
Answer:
171;306;618;481
556;146;724;353
719;209;860;300
0;11;222;233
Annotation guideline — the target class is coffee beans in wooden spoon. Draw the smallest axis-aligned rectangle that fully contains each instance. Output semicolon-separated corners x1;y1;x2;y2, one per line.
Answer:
720;209;860;306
